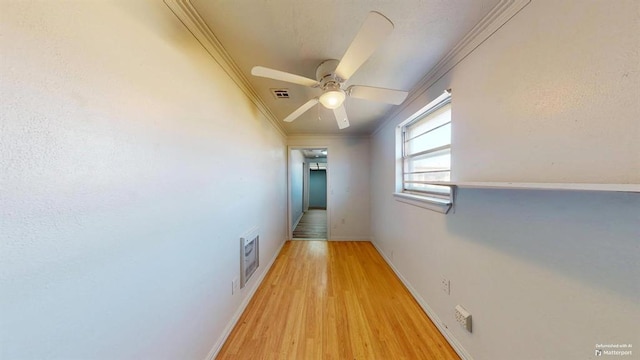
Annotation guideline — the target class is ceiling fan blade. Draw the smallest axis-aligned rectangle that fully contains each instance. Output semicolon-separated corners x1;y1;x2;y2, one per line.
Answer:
283;98;319;122
333;105;350;129
347;85;408;105
334;12;394;81
251;66;319;87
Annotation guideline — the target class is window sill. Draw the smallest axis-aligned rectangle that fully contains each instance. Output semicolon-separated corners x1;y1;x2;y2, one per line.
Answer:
421;181;640;193
393;192;452;214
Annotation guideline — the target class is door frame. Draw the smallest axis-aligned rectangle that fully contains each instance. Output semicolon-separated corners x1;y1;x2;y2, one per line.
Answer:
287;146;330;240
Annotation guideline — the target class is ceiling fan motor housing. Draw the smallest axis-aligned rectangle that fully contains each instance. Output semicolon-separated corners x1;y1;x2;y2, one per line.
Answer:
316;59;342;89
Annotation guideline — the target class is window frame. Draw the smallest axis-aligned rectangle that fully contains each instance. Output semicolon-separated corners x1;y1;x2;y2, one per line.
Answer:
394;90;453;213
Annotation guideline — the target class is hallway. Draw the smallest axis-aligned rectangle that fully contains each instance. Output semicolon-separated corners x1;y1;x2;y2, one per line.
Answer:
216;241;459;359
292;209;327;240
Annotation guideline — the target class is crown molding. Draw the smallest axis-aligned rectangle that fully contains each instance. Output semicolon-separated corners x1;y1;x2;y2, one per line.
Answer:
163;0;287;138
372;0;531;136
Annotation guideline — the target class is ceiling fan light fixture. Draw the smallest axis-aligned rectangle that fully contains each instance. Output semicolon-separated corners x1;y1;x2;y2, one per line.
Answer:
319;89;346;109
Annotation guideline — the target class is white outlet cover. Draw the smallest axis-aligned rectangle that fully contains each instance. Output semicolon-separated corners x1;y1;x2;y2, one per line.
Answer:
455;305;472;332
441;278;450;294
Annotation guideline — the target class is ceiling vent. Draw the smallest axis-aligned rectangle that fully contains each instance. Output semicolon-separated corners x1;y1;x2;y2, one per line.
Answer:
271;89;290;99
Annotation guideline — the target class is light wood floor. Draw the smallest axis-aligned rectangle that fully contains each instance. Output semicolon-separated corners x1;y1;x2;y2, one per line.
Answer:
292;209;327;240
216;241;459;360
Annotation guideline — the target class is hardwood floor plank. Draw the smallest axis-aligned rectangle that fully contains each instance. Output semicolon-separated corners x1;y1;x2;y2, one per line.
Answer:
292;210;327;239
216;241;459;360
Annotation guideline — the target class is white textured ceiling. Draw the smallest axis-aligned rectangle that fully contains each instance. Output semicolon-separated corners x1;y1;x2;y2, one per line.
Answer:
191;0;500;135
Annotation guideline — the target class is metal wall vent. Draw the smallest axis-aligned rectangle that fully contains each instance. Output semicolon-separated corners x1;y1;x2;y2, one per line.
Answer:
271;89;290;99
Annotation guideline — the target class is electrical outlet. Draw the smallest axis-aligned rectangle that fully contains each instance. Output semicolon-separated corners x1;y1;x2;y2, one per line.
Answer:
455;305;472;332
232;278;239;295
441;278;450;295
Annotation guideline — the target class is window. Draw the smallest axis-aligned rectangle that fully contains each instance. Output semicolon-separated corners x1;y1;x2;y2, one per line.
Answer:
400;91;452;201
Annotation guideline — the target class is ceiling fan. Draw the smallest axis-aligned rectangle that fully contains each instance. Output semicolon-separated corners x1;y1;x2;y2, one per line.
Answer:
251;11;409;130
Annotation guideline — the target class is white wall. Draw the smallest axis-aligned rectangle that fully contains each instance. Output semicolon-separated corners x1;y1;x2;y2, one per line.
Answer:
449;0;639;183
0;1;287;359
289;149;304;229
288;136;371;241
371;1;640;359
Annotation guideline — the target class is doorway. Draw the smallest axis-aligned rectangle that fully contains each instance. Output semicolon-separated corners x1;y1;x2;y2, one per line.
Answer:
288;147;329;240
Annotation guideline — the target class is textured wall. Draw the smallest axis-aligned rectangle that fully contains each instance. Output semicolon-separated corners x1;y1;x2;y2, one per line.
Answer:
449;0;640;183
309;170;327;209
0;1;287;359
289;149;304;229
371;1;640;359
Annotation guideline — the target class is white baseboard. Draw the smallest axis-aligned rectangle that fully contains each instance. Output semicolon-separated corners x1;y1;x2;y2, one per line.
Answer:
370;240;474;360
204;238;287;360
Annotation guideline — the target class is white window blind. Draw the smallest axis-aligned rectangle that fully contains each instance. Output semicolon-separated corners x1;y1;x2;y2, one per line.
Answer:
402;95;451;198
